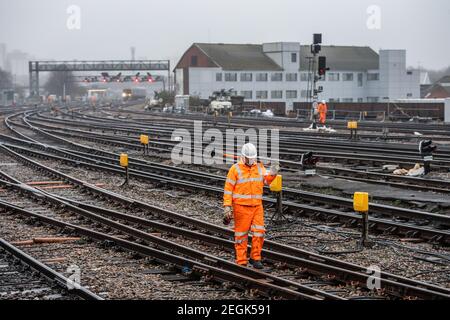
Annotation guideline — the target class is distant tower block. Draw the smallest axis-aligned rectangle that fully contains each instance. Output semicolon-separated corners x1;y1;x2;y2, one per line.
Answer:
131;47;136;61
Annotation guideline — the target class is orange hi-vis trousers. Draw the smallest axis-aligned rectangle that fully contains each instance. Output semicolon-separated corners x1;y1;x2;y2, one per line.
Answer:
233;204;265;265
319;112;326;124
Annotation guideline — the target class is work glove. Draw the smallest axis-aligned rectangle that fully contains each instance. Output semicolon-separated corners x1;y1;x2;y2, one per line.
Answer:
269;163;280;176
223;206;233;225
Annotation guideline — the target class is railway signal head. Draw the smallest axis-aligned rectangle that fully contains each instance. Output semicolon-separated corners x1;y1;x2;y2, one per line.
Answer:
311;44;321;55
313;33;322;45
318;56;328;76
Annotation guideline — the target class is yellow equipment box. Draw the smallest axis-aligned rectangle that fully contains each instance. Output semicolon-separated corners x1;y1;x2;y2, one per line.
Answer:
270;175;282;192
120;153;129;167
353;192;369;212
347;121;358;129
140;134;149;145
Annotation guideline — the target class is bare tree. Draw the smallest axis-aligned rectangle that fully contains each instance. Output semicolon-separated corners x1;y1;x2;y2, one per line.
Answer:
0;68;13;90
44;71;85;97
425;66;450;83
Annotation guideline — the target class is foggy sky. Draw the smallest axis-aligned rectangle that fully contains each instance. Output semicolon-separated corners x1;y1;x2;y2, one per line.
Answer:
1;0;449;70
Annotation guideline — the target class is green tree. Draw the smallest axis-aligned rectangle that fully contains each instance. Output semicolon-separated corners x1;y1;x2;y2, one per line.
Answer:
155;90;175;105
189;95;201;107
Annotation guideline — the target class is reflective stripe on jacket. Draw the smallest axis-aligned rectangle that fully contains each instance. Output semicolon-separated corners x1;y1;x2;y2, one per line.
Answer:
223;160;276;206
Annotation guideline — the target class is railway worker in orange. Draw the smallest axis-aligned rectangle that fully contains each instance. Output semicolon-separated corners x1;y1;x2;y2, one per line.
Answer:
317;100;328;124
223;143;279;269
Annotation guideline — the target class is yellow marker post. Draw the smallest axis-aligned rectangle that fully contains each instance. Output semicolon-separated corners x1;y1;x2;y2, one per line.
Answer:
353;192;371;247
120;153;129;185
119;153;128;167
269;175;284;223
348;121;358;141
140;135;149;155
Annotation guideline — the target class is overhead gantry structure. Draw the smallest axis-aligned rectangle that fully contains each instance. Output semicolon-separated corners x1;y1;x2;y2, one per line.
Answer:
28;60;171;97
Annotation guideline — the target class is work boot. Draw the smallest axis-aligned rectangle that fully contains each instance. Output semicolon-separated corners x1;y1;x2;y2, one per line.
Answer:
249;259;263;269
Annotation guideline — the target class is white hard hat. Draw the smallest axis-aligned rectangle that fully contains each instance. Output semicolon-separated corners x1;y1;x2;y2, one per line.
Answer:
241;143;257;159
321;100;326;104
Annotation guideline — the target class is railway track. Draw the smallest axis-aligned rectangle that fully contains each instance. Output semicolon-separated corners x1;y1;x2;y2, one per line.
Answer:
131;110;450;137
0;183;313;299
21;111;450;171
17;110;450;195
31;109;450;158
2;125;448;245
0;137;448;299
2;107;450;299
0;144;341;300
0;237;100;300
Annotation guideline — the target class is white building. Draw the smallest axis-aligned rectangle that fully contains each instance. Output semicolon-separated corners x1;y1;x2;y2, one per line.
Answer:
174;42;420;113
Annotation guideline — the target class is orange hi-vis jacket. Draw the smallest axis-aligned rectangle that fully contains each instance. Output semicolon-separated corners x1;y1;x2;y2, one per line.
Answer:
318;102;328;114
224;160;276;207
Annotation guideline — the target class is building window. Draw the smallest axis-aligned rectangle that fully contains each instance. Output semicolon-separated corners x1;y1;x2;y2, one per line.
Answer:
291;53;297;63
300;90;311;98
256;73;268;81
329;98;340;102
286;73;298;81
240;73;253;82
367;73;379;81
300;73;312;82
271;73;283;81
230;90;237;96
342;98;353;103
216;73;222;82
357;73;363;87
328;73;340;81
343;73;354;81
271;90;283;99
357;98;364;103
407;93;413;97
256;91;268;99
190;56;198;66
225;73;237;82
367;97;379;102
407;71;413;75
286;90;297;99
241;91;252;99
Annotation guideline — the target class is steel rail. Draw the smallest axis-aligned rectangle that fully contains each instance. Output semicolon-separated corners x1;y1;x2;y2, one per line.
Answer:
1;147;448;299
2;140;449;245
24;114;450;169
0;237;102;300
0;141;450;298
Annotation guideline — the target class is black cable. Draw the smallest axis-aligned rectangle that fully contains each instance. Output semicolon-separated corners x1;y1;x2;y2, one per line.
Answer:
265;234;317;241
316;242;364;255
410;269;450;277
375;239;450;262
